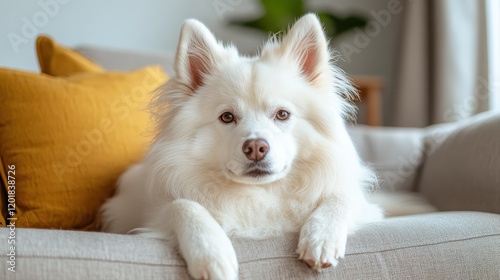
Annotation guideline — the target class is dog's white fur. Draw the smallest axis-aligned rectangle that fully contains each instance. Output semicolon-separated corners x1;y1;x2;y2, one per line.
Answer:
100;14;384;279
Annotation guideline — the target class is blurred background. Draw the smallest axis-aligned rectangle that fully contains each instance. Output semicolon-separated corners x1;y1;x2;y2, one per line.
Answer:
1;0;499;126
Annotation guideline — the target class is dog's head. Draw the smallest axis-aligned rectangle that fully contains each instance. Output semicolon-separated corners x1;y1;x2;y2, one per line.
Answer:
152;14;355;185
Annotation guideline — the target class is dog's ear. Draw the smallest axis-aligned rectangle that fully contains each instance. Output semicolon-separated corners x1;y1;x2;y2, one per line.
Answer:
175;19;222;91
278;14;330;88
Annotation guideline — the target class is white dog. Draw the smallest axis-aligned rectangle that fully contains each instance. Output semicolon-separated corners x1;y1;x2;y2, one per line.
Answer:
101;14;384;279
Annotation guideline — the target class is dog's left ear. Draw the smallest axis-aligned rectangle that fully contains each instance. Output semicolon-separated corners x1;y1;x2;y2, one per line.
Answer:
175;19;223;91
278;14;330;88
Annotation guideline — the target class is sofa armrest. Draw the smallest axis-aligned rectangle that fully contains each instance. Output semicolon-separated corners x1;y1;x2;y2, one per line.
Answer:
348;125;426;192
419;112;500;214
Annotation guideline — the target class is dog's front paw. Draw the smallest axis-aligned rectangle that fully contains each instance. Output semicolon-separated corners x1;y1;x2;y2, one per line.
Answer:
183;237;238;280
296;223;347;271
187;255;238;280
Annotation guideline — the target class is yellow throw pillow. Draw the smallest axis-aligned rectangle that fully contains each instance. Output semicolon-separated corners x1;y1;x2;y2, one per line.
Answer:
37;35;104;76
0;66;167;230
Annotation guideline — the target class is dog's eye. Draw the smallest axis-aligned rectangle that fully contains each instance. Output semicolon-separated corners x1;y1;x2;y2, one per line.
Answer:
275;110;290;121
219;112;235;123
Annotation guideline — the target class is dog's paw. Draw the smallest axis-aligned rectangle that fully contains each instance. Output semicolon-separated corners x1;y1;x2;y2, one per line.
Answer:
296;223;347;271
186;254;238;280
183;238;238;280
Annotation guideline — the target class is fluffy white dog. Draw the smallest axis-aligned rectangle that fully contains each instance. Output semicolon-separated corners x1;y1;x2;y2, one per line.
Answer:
101;14;384;279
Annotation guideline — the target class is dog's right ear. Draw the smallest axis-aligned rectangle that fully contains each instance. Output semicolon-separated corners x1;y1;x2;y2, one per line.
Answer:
261;14;331;90
175;19;223;91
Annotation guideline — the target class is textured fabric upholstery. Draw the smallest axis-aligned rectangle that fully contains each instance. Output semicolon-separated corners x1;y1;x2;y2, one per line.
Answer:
419;112;500;214
1;212;499;280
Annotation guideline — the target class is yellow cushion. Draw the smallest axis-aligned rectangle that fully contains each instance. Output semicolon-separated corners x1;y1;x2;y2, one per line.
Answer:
37;35;105;76
0;66;167;230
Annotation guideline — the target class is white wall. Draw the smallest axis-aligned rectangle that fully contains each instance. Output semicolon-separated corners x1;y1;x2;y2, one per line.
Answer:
0;0;404;124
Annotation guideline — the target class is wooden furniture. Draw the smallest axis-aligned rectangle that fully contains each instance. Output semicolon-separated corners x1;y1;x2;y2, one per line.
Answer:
351;76;384;126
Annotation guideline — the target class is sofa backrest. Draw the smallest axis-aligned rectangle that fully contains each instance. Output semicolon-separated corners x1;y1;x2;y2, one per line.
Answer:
348;125;427;192
418;112;500;213
75;45;176;77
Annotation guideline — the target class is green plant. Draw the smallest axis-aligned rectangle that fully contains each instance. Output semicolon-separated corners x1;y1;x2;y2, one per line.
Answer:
230;0;367;41
229;0;367;42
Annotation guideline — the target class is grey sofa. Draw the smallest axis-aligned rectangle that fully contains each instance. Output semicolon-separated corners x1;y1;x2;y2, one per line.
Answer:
1;47;499;279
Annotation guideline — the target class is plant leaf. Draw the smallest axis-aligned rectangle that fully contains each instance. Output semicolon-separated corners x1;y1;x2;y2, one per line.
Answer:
318;12;368;40
228;0;367;41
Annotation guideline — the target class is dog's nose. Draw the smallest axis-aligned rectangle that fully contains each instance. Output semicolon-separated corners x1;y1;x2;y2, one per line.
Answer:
242;139;269;161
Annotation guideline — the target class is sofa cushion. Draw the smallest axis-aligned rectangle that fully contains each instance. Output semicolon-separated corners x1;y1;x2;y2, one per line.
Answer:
419;112;500;214
348;125;426;192
0;67;167;230
37;36;105;76
1;212;498;279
